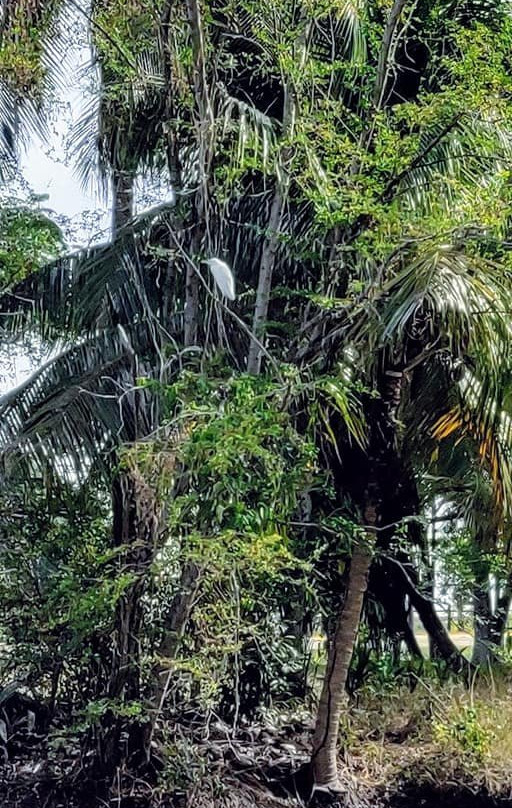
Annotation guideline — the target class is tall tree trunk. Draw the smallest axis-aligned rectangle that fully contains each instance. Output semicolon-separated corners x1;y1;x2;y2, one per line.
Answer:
309;359;407;795
311;504;376;796
97;167;151;776
247;26;309;373
112;168;135;234
99;466;160;774
491;580;512;648
472;581;494;666
184;258;200;347
152;560;201;708
426;502;442;660
109;469;159;700
246;190;285;373
386;556;469;673
184;0;212;348
143;561;202;753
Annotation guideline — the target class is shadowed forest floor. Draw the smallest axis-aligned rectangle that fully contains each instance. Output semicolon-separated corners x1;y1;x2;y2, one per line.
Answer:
2;677;512;807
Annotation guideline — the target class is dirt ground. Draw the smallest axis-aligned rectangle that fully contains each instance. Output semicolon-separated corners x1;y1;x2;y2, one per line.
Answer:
415;629;474;657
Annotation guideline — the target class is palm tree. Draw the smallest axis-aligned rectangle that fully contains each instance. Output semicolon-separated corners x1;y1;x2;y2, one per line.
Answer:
429;365;512;666
306;236;512;793
1;0;512;791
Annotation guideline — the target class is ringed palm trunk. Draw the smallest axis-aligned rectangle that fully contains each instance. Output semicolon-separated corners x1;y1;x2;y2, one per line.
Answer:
112;168;135;234
309;361;406;795
311;503;376;794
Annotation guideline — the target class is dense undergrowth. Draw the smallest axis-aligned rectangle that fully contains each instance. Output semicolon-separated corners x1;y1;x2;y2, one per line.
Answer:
3;667;512;807
3;0;512;804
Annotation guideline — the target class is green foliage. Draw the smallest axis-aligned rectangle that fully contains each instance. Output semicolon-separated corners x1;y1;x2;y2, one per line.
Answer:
163;372;316;535
0;0;62;97
147;372;318;714
0;199;62;288
2;0;512;789
434;703;495;761
438;525;510;597
0;478;115;705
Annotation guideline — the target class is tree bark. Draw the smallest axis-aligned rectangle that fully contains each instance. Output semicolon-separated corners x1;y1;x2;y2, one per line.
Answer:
372;0;408;110
153;561;201;701
142;561;202;752
386;556;470;674
472;582;494;666
246;190;285;374
247;26;308;373
112;168;135;234
311;505;376;795
98;466;160;774
184;258;200;347
184;0;212;348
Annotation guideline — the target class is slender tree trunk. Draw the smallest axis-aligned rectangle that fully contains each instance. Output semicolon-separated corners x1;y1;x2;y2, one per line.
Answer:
109;470;159;700
371;0;408;110
184;256;200;346
386;556;469;673
184;0;212;348
143;561;202;753
247;28;308;372
491;581;512;648
247;191;285;373
426;503;442;660
472;581;494;666
106;160;141;708
99;466;160;773
311;504;376;796
112;168;135;234
153;561;201;701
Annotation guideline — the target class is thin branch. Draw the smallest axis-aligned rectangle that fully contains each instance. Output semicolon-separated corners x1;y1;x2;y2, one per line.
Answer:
372;0;408;110
66;0;137;70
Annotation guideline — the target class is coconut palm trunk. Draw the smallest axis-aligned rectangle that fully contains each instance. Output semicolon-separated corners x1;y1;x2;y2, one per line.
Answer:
311;502;377;794
310;362;407;795
109;468;160;701
112;168;135;234
98;156;160;773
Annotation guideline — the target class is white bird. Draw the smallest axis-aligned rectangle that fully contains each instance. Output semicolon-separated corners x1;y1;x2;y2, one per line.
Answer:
203;258;236;301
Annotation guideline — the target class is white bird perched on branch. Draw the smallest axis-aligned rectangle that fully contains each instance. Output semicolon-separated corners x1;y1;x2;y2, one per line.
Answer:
203;258;236;301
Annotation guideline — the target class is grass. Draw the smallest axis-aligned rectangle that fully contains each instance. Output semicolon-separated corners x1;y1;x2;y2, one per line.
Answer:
344;670;512;798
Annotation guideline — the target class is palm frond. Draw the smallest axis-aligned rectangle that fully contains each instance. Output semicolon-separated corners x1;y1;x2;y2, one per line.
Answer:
0;0;71;149
220;90;278;175
336;0;368;65
397;113;512;218
433;368;512;521
0;201;177;342
0;326;145;479
375;243;512;374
